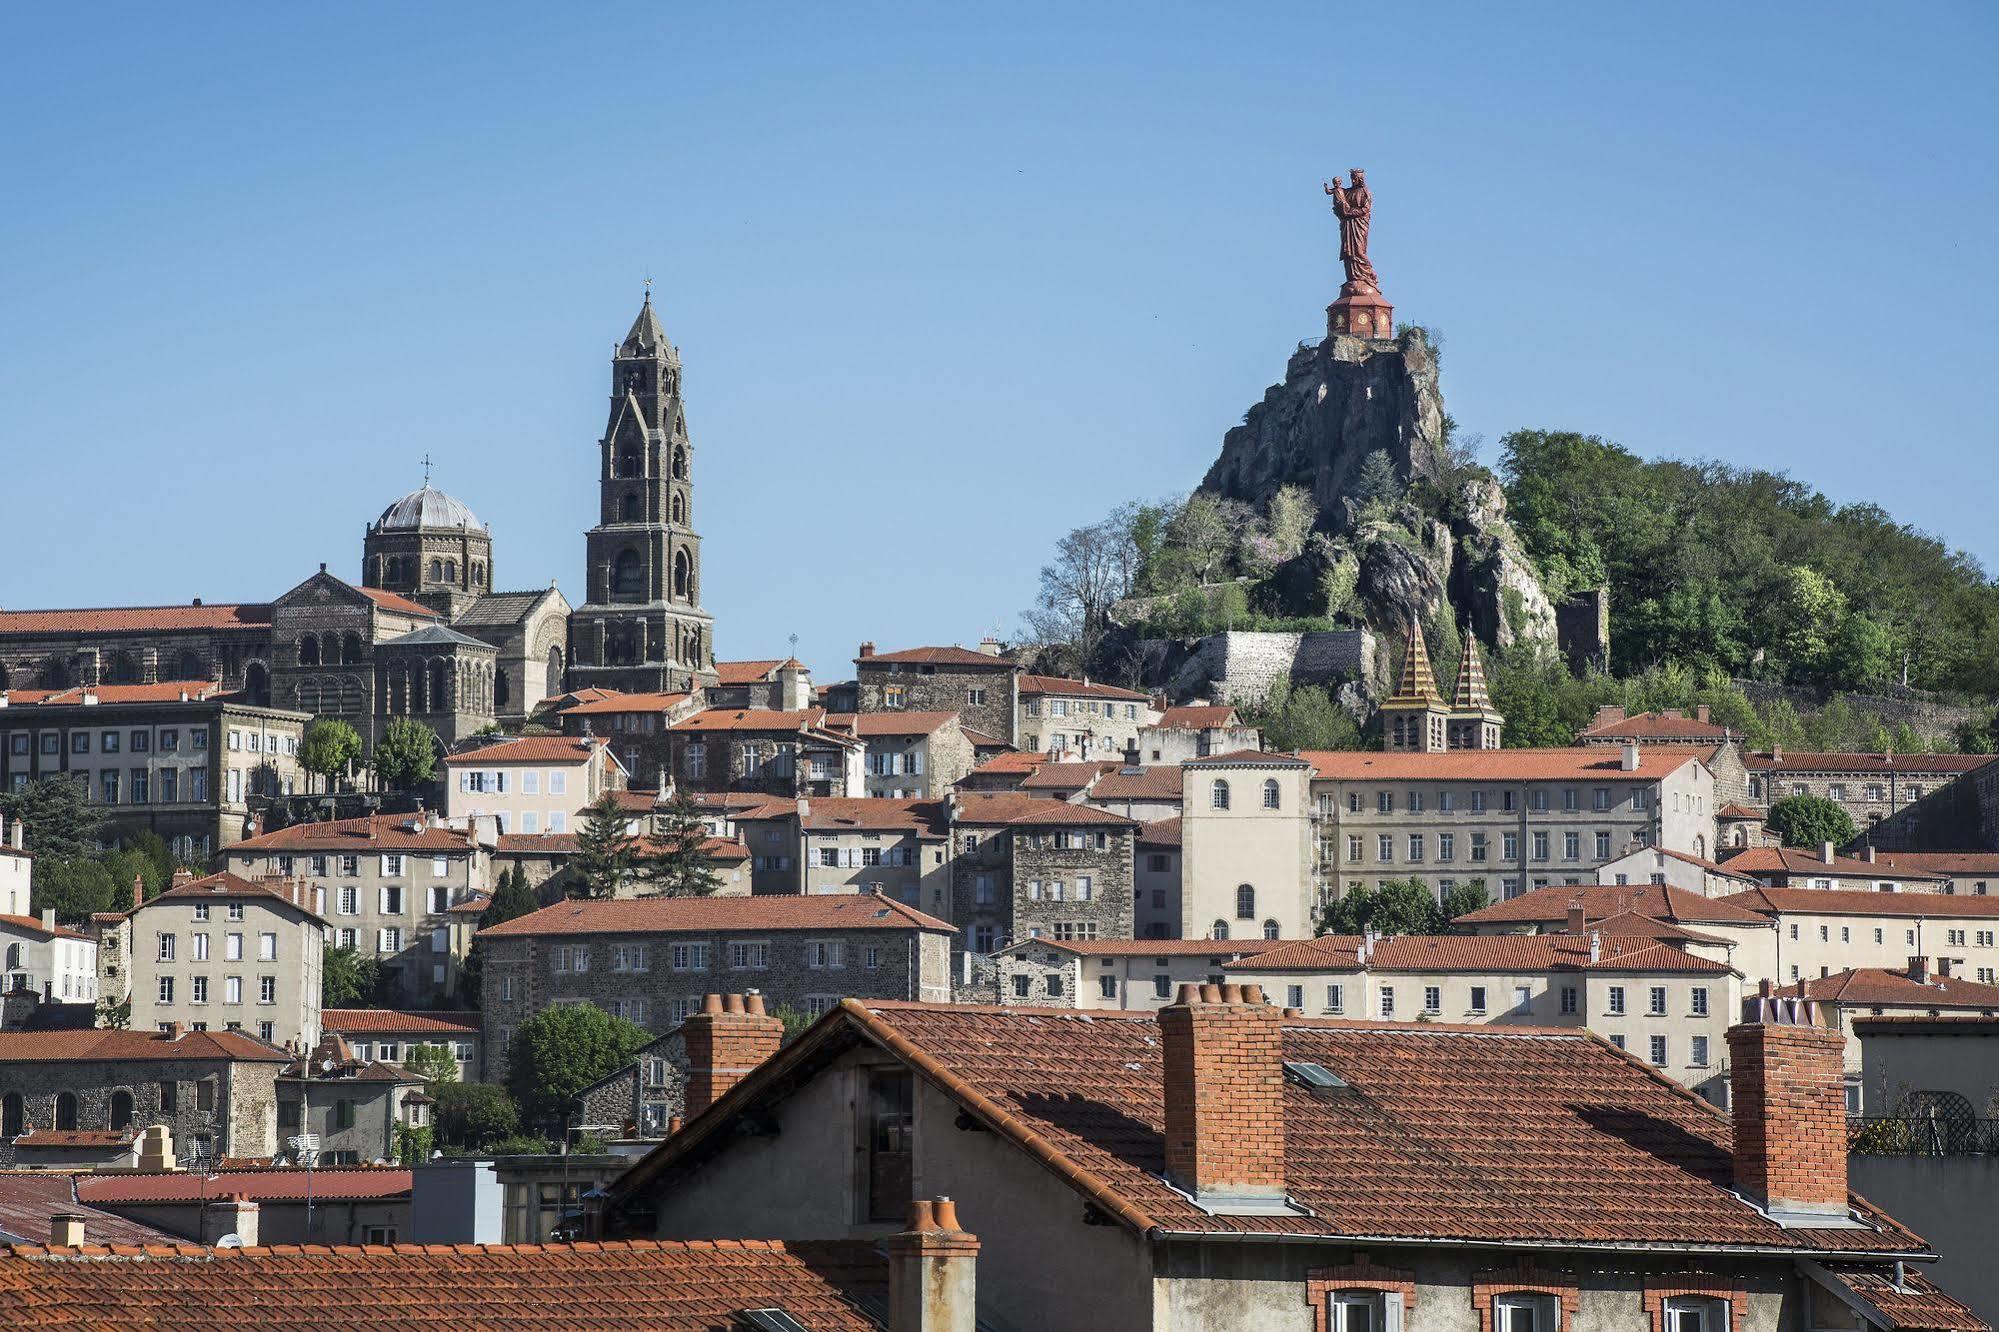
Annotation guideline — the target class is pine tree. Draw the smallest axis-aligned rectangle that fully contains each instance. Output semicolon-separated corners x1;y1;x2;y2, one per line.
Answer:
636;788;722;898
485;864;539;924
568;793;638;898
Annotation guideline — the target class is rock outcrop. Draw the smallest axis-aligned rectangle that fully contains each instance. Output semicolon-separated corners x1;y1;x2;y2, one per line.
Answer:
1198;329;1559;668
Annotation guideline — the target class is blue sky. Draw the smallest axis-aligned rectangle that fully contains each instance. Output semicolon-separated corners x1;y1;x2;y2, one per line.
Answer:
2;3;1993;677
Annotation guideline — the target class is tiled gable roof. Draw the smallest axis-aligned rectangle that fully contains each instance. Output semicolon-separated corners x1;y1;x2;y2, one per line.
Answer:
0;1176;175;1246
1455;882;1771;927
1300;748;1701;781
0;681;228;707
1089;767;1184;802
0;915;89;943
999;936;1285;959
142;873;322;922
621;1000;1923;1252
1743;752;1991;775
822;710;958;737
1776;968;1999;1009
554;690;691;716
667;707;830;733
963;751;1047;778
1863;851;1999;878
1136;816;1183;848
0;1239;885;1329
0;1029;288;1064
321;1009;481;1037
478;891;954;939
857;646;1015;668
446;735;607;765
1717;802;1766;819
1817;1265;1989;1332
950;793;1137;828
1017;674;1149;702
1018;761;1118;791
229;814;474;854
1153;704;1240;730
356;586;440;619
448;588;558;628
787;798;949;838
1229;932;1735;975
1720;847;1947;880
1718;885;1999;920
713;658;787;685
0;604;269;635
75;1170;411;1205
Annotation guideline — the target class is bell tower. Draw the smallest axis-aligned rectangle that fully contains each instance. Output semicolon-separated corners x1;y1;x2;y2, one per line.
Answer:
566;289;718;694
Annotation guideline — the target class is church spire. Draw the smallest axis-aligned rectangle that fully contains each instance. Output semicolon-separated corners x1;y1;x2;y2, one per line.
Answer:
1450;627;1492;711
622;286;668;355
1386;615;1443;706
1445;623;1504;750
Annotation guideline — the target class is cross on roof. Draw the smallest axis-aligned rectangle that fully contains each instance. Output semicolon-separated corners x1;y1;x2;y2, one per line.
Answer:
421;453;433;486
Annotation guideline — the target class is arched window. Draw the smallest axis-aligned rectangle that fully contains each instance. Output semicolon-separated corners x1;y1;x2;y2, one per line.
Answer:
1235;884;1256;919
472;562;485;588
546;646;564;693
444;559;458;583
1694;834;1707;859
673;549;691;600
342;632;363;665
244;662;270;707
1210;920;1230;941
1263;919;1281;940
109;1089;134;1131
0;1092;20;1138
621;493;642;522
673;446;688;479
428;558;443;582
1210;779;1230;810
428;660;449;711
494;669;511;710
670;492;684;524
1262;779;1281;810
4;943;21;971
617;445;642;478
54;1092;77;1131
612;549;645;599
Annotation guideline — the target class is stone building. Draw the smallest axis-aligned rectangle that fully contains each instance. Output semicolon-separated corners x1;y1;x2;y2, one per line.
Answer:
1016;674;1157;758
823;711;975;799
947;792;1138;958
1138;702;1261;764
0;1027;290;1167
554;689;699;786
222;814;494;1004
989;935;1287;1010
665;708;862;798
735;797;952;915
575;1030;684;1140
1135;817;1182;938
854;643;1020;745
567;294;718;695
322;1008;482;1082
277;1035;429;1167
0;681;308;860
708;659;812;711
0;603;274;699
475;893;955;1075
1745;750;1993;838
123;871;325;1051
1718;844;1947;893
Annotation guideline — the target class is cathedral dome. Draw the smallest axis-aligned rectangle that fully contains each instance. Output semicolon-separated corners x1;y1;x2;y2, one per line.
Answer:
375;485;484;532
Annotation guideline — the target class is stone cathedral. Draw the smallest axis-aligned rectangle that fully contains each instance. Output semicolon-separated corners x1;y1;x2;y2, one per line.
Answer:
565;292;719;695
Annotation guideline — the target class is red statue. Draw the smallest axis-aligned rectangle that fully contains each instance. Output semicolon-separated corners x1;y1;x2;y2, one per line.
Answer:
1324;169;1379;294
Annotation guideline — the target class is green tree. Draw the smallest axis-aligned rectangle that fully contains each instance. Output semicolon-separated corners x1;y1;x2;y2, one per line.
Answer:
569;793;639;898
299;718;364;791
402;1042;460;1086
1438;879;1489;924
394;1123;435;1166
322;943;380;1006
504;1003;652;1130
1320;551;1361;621
1244;681;1361;753
96;994;131;1030
486;864;540;923
1166;493;1237;585
637;789;723;897
1767;795;1859;851
1351;450;1403;513
1264;484;1318;561
1317;878;1443;936
371;718;439;792
99;848;163;907
433;1082;519;1151
770;1002;815;1046
0;778;102;861
32;859;118;923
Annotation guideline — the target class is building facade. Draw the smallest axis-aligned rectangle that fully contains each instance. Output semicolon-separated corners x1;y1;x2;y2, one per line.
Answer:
854;644;1019;745
1016;675;1157;758
947;793;1137;958
444;735;625;836
124;872;324;1050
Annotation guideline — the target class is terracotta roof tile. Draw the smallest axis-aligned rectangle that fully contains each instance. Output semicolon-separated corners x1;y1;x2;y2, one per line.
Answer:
0;604;269;635
0;1028;289;1064
960;727;1013;750
713;658;797;685
781;798;949;838
1087;767;1184;802
667;707;829;733
964;751;1047;777
1719;885;1999;919
1743;752;1991;775
229;814;474;854
143;872;322;922
557;691;692;715
1300;747;1700;781
1231;932;1736;975
0;915;89;942
1153;704;1239;729
1817;1264;1989;1332
0;681;229;707
1456;883;1771;927
1863;851;1999;878
0;1175;176;1246
76;1170;413;1205
356;586;441;618
493;832;749;863
0;1238;885;1329
1720;847;1948;881
478;891;954;939
12;1130;132;1149
1185;748;1302;767
1001;936;1286;958
1775;968;1999;1009
321;1009;482;1037
446;735;608;765
1019;761;1118;791
1018;674;1150;702
858;645;1015;668
822;710;958;737
950;793;1137;828
1135;816;1182;848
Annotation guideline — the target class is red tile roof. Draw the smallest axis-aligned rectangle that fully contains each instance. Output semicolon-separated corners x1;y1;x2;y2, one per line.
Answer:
479;891;953;939
1862;851;1999;878
858;646;1015;668
142;872;322;922
822;710;958;737
0;915;88;943
1154;704;1240;729
964;750;1047;777
0;1239;886;1329
0;604;269;635
1775;968;1999;1009
321;1009;482;1037
1185;748;1302;767
1003;937;1288;958
1231;932;1735;975
960;727;1013;750
951;793;1137;828
667;707;829;733
12;1130;132;1149
1817;1265;1989;1332
713;658;794;685
1136;816;1182;848
228;814;475;854
0;681;229;707
1300;748;1701;781
0;1028;289;1064
1720;885;1999;920
1720;847;1948;881
446;735;607;765
1018;674;1149;702
76;1169;413;1205
0;1176;174;1246
493;832;750;863
557;691;692;716
1744;752;1991;775
1018;761;1118;792
620;999;1924;1252
1087;767;1185;803
1578;710;1728;742
782;798;949;838
1717;802;1766;819
1456;883;1772;927
356;586;440;619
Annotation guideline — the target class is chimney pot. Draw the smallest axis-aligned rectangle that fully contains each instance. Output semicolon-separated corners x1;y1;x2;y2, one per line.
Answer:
859;642;876;659
1566;904;1587;935
680;992;784;1119
888;1196;979;1332
1727;1005;1849;1223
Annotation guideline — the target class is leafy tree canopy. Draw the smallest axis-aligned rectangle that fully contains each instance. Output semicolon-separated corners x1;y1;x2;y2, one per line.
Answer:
504;1003;652;1129
371;718;439;792
322;944;380;1007
401;1042;460;1086
638;788;723;897
432;1082;519;1151
299;718;364;787
1318;877;1451;936
0;778;101;862
1767;795;1859;851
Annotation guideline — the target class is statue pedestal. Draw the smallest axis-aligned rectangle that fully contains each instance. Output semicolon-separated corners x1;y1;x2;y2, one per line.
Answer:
1327;287;1394;341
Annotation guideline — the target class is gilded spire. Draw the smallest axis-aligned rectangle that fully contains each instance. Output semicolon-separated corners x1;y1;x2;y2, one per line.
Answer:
1451;627;1493;712
1387;616;1443;706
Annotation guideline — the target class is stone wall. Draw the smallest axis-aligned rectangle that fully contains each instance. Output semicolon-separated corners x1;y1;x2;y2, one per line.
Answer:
0;1055;281;1166
1134;629;1374;707
950;827;1135;955
576;1031;687;1135
855;662;1017;745
1556;587;1610;675
1734;680;1982;749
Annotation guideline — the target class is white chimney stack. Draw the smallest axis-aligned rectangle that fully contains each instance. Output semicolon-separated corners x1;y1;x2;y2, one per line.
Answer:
1620;743;1640;772
1822;841;1837;865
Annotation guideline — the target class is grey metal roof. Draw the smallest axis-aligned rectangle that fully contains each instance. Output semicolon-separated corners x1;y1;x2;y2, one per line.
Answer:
451;590;552;628
378;625;494;651
375;485;484;532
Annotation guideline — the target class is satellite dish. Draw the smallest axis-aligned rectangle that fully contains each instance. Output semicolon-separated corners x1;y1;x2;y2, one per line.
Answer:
215;1234;243;1248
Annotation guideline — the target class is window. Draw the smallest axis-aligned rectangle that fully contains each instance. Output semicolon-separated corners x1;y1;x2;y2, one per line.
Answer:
1649;1034;1668;1066
1261;779;1281;810
807;940;845;969
382;854;405;877
225;933;243;961
1563;832;1580;861
1648;986;1667;1016
259;976;275;1004
259;932;276;961
1608;1034;1626;1051
1469;986;1487;1014
670;942;709;971
191;976;208;1004
1607;986;1626;1015
1379;986;1395;1018
1531;832;1549;862
1502;832;1519;860
156;976;174;1004
1234;884;1256;920
1437;833;1454;863
1210;920;1229;941
1663;1295;1729;1332
1407;834;1424;863
1470;833;1488;862
865;1068;914;1222
193;933;209;961
1377;834;1394;862
157;933;177;962
1495;1293;1561;1332
1330;1290;1387;1332
1326;983;1344;1013
1690;1035;1710;1067
1376;791;1393;814
1594;831;1611;859
224;976;242;1005
1690;986;1709;1016
1210;779;1230;810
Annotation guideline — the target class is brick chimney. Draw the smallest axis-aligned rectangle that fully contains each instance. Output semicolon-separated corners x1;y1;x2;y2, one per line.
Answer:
131;873;145;911
1158;982;1284;1207
1908;955;1929;982
887;1197;979;1332
1727;993;1851;1226
1566;903;1587;935
858;642;876;660
203;1195;260;1247
1591;705;1626;729
49;1214;86;1246
681;992;785;1119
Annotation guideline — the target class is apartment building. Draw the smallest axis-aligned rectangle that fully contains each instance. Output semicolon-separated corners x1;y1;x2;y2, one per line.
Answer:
0;911;96;1007
1720;843;1947;892
734;798;951;916
664;708;862;798
321;1009;482;1082
1455;882;1778;981
1137;703;1260;764
1719;884;1999;985
444;734;625;834
476;893;956;1069
222;813;492;1003
947;793;1138;956
125;872;324;1050
1597;844;1759;897
1304;744;1719;901
822;711;975;798
1134;817;1182;938
1179;750;1318;941
0;682;308;860
277;1035;429;1167
1745;749;1991;833
1016;674;1156;757
552;689;697;785
991;936;1291;1009
1777;960;1999;1076
1226;931;1741;1100
0;818;24;914
1862;850;1999;897
1079;764;1183;821
853;642;1020;745
706;658;813;711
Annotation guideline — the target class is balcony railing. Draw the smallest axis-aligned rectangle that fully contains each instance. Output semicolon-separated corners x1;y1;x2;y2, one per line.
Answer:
1849;1115;1999;1156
